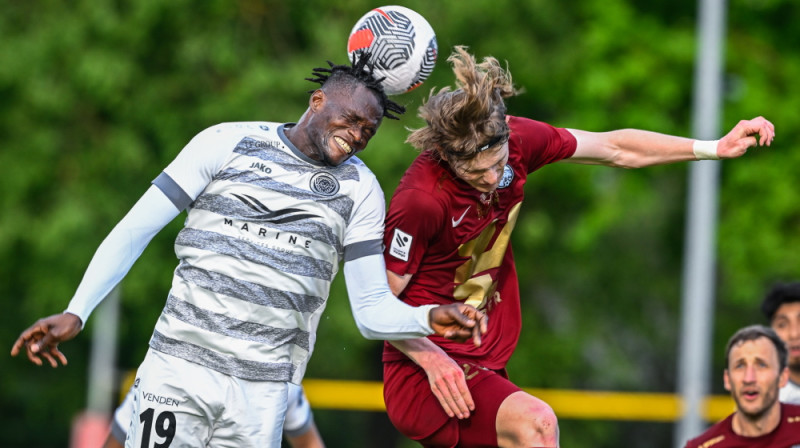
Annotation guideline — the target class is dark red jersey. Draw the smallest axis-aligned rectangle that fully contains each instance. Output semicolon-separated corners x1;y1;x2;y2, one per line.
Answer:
382;116;577;369
684;403;800;448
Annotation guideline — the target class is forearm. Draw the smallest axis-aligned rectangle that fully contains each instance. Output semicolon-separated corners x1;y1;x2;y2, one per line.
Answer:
389;337;451;368
343;254;436;340
567;128;700;168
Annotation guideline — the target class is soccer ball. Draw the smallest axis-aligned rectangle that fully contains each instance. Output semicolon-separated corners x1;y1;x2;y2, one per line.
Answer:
347;6;438;95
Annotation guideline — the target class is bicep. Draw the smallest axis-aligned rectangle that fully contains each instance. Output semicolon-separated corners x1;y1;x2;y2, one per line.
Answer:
559;129;616;166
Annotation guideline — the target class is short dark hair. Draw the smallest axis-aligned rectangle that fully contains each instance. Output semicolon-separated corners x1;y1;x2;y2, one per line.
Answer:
724;324;788;372
305;51;405;120
761;282;800;322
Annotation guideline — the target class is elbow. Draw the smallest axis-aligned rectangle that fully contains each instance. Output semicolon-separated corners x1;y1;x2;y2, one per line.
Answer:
355;321;383;340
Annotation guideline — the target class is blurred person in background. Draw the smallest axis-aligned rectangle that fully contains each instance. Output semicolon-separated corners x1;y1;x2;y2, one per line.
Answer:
761;281;800;404
684;325;800;448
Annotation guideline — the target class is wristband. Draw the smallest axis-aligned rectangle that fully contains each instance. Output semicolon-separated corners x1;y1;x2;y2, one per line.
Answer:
693;139;720;160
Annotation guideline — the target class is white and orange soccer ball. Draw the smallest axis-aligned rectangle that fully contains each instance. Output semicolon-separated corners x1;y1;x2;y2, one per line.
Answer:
347;5;438;95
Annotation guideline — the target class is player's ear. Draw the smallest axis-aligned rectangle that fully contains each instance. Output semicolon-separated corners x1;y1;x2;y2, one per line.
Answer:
723;369;732;392
779;366;790;388
310;89;326;112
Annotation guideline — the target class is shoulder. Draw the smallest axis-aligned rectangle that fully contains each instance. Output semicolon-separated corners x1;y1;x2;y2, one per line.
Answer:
341;155;381;190
343;154;372;174
507;116;575;146
683;415;732;448
395;151;448;194
507;115;577;166
188;121;283;147
782;402;800;416
390;153;448;211
508;115;566;134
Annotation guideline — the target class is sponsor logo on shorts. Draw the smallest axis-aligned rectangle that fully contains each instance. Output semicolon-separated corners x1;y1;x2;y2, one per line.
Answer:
142;390;181;407
389;228;412;261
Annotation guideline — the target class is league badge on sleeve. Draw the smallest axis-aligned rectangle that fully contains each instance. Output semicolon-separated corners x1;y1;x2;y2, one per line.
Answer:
389;228;412;261
498;165;514;189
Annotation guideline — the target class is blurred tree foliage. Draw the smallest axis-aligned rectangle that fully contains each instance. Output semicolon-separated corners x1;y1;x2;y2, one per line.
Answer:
2;0;799;447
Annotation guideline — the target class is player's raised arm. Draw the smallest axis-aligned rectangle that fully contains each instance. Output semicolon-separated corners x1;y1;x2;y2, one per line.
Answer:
563;116;775;168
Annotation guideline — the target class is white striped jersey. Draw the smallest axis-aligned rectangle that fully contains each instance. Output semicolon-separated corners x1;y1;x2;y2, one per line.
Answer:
150;121;386;384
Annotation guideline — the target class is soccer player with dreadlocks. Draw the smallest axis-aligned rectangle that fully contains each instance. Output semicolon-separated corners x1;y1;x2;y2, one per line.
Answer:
11;53;487;448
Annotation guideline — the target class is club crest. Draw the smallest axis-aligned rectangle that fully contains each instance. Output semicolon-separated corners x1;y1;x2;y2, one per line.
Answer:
310;172;340;196
498;165;514;189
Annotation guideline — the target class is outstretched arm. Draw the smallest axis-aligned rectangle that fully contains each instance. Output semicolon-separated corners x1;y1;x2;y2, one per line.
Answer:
563;116;775;168
10;185;180;367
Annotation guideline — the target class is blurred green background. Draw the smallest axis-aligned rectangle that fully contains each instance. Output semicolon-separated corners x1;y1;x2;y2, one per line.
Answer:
2;0;799;446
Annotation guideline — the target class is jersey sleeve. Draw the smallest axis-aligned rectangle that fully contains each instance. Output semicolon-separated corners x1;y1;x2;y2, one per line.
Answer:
64;186;181;324
383;188;444;276
343;171;386;261
508;116;578;173
343;254;435;339
158;123;242;207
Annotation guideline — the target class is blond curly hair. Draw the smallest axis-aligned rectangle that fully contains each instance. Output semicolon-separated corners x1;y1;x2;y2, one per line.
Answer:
406;46;520;163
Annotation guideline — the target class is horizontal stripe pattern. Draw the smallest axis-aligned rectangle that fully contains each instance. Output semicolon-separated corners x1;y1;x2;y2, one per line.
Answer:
191;193;343;252
152;123;380;383
175;228;334;281
213;168;355;223
163;294;310;350
150;330;295;382
175;263;324;313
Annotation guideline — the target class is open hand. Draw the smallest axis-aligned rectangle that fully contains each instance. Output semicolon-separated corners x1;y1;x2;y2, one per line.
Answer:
10;313;83;367
718;116;775;159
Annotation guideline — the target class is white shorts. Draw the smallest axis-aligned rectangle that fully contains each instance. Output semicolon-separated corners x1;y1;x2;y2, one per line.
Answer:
124;348;288;448
112;372;314;443
282;383;314;438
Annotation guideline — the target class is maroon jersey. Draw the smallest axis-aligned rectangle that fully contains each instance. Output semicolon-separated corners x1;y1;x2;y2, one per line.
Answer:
382;116;577;369
684;403;800;448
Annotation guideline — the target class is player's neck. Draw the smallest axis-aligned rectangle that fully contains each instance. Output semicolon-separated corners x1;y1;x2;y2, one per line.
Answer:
731;403;782;438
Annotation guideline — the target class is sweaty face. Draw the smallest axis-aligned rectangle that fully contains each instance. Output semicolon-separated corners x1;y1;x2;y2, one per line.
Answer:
450;142;509;193
308;84;383;167
724;337;785;420
772;302;800;373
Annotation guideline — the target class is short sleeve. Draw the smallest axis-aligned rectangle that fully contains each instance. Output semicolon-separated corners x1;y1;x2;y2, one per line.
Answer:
508;116;577;173
158;123;242;202
383;188;444;276
343;173;386;260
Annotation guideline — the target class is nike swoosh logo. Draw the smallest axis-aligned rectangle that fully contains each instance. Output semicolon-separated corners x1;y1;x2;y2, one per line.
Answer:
452;206;471;227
